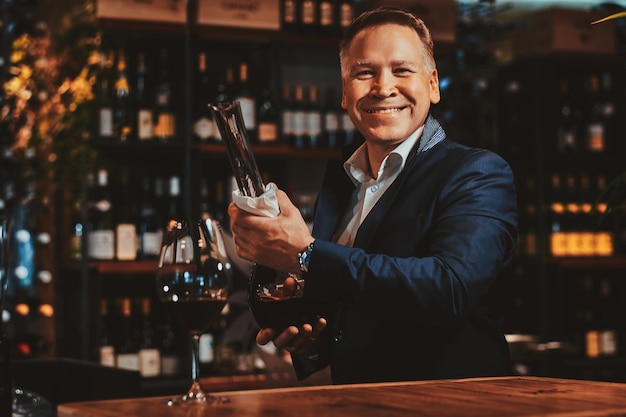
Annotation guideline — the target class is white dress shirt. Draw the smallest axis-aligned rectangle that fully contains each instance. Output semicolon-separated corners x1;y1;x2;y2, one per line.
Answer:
334;126;424;247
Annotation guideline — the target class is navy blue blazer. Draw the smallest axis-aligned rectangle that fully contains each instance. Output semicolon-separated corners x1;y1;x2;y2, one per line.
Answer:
293;115;518;384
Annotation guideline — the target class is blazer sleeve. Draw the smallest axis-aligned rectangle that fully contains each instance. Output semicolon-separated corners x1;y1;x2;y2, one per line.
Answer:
304;148;518;325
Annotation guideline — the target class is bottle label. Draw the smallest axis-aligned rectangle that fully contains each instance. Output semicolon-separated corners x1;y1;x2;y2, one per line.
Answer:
238;97;256;129
161;355;181;377
258;122;278;143
116;223;137;261
142;231;163;257
88;230;115;260
117;353;140;371
282;110;294;135
155;113;175;139
307;112;322;136
193;117;214;140
99;108;114;137
100;345;116;367
325;112;339;131
137;109;154;140
293;111;307;135
139;348;162;377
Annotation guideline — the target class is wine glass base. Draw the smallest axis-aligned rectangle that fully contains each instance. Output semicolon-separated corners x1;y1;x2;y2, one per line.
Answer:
163;394;230;406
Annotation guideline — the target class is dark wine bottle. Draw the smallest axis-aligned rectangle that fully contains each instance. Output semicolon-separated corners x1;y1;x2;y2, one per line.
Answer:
212;101;330;333
248;265;331;333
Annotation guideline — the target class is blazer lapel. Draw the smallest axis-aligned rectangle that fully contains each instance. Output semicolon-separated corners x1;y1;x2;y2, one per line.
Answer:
353;116;445;249
311;157;355;241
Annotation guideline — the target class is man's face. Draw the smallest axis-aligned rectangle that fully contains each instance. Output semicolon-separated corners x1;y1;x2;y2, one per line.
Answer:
341;24;440;147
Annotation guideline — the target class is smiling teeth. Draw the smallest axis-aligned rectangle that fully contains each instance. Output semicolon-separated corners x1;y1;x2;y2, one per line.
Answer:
367;108;402;114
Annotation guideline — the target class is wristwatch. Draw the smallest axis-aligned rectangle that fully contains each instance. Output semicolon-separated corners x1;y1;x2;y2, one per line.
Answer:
298;241;315;273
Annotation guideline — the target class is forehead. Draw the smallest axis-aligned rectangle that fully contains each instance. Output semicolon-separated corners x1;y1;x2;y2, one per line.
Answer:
345;24;423;64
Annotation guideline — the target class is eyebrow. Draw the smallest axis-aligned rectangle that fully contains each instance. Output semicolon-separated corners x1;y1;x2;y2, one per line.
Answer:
352;59;416;69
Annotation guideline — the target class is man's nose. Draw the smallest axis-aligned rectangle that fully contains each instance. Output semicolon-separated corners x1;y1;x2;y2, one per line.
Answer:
371;72;397;97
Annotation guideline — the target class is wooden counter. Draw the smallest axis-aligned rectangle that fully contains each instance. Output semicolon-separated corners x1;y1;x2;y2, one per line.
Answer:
57;376;626;417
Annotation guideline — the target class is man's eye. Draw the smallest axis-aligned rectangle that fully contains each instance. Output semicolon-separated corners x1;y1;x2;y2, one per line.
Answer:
394;68;412;75
355;70;374;78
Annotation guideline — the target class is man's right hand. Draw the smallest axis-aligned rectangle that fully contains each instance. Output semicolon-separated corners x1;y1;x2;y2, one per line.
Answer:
256;318;327;353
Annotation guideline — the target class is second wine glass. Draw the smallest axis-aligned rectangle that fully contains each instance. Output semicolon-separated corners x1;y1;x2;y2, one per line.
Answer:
155;217;232;406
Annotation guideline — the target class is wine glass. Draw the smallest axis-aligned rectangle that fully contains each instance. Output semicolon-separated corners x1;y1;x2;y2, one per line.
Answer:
156;217;232;406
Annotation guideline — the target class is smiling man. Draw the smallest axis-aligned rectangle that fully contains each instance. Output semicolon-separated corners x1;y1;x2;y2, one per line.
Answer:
228;6;519;384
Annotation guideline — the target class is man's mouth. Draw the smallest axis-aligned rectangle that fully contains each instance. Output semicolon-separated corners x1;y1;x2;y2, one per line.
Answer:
365;107;405;114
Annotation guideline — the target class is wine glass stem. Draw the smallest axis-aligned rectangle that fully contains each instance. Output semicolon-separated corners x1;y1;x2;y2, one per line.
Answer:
190;333;201;387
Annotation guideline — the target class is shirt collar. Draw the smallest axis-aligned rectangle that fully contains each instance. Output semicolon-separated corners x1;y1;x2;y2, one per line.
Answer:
344;125;425;186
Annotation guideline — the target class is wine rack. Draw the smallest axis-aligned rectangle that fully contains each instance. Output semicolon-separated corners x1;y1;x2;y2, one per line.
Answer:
496;54;626;381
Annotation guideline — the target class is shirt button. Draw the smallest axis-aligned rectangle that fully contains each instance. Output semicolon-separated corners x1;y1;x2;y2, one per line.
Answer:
370;184;379;193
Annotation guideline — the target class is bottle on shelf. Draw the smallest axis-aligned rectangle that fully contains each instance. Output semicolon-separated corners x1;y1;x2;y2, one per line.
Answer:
256;88;279;145
137;297;161;378
192;51;216;143
319;0;337;36
280;83;295;146
549;173;566;257
292;84;307;149
114;169;138;261
556;78;578;154
86;168;115;261
97;50;115;139
338;0;354;32
299;0;318;33
135;51;154;142
99;298;115;367
281;0;298;32
154;47;176;143
138;176;163;259
586;73;607;153
165;175;182;221
322;87;340;149
235;61;257;141
113;48;132;142
339;106;356;146
115;297;139;372
306;84;322;148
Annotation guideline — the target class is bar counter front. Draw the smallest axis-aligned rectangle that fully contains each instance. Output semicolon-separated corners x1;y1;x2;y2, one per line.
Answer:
57;376;626;417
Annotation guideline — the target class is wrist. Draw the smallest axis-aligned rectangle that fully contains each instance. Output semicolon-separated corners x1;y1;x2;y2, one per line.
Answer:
297;241;315;273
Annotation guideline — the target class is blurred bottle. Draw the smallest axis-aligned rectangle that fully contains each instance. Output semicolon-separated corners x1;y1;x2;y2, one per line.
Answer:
292;84;307;149
281;83;295;146
322;87;340;149
137;297;161;378
319;0;336;36
115;297;139;372
338;0;354;32
235;61;257;141
97;51;115;139
257;88;279;145
299;0;318;33
99;298;116;367
135;51;155;142
114;169;137;261
306;84;322;148
87;168;115;261
138;177;163;259
154;47;176;143
281;0;298;31
192;52;216;143
113;49;132;142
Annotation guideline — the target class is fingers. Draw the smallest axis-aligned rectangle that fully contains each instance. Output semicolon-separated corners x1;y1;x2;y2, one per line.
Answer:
255;317;327;354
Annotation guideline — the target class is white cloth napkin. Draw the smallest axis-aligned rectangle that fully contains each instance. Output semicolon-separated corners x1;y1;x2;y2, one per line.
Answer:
231;182;280;218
